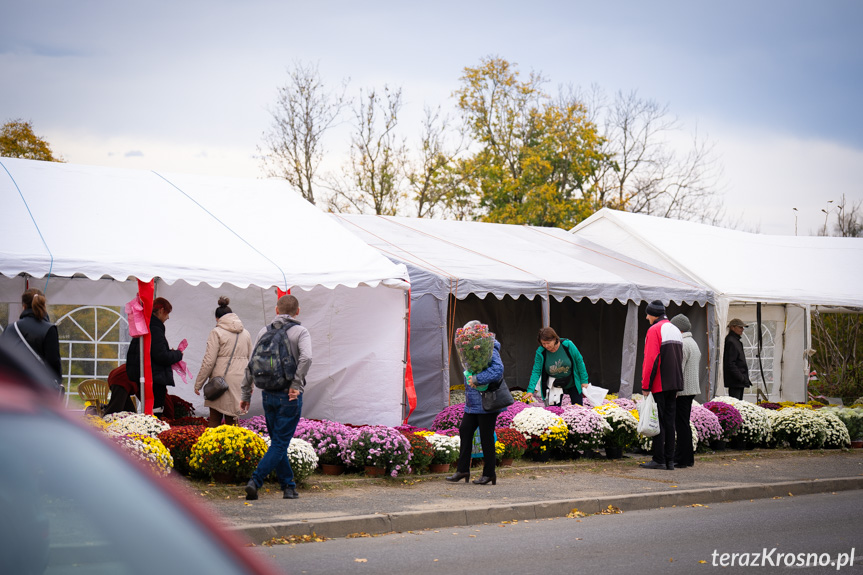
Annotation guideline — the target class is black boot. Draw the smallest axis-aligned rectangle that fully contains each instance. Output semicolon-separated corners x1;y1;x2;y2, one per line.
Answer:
472;475;496;485
445;471;470;483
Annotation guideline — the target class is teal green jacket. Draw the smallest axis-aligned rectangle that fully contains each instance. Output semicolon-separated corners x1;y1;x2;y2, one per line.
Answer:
526;338;589;398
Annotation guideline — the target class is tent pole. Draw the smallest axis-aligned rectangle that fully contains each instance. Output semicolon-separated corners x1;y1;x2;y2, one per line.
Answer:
755;303;769;403
138;337;145;413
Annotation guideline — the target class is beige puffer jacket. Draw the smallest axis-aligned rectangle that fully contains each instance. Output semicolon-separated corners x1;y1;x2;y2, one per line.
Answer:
194;313;253;417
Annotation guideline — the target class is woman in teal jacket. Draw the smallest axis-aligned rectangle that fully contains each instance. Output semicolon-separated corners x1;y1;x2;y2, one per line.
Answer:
526;327;589;406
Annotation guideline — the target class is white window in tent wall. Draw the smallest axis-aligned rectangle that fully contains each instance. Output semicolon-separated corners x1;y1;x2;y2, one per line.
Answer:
740;321;776;389
50;305;131;407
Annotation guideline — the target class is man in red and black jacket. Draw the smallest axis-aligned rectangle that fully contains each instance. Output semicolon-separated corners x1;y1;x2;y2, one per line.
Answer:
639;300;684;470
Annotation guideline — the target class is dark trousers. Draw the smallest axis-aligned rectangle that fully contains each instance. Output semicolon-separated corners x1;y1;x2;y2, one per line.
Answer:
674;394;695;467
728;387;744;400
566;387;583;406
651;390;677;465
104;385;137;415
457;412;497;478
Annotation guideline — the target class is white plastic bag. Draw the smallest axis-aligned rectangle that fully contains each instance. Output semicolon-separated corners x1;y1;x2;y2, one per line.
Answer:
582;384;608;407
637;393;661;437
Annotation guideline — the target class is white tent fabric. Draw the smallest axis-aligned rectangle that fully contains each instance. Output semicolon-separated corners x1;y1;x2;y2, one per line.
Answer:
571;208;863;309
334;214;713;426
0;158;410;426
0;157;406;290
335;214;712;304
571;208;863;402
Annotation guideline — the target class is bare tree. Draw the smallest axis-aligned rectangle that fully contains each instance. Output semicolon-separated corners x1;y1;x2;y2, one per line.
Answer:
259;62;347;204
407;106;471;218
326;86;408;215
819;194;863;237
588;90;724;224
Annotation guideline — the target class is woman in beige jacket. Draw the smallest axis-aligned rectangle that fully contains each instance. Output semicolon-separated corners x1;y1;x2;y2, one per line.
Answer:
194;297;253;427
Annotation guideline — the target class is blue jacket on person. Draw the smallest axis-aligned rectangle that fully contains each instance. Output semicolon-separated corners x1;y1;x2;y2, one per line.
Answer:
463;340;504;414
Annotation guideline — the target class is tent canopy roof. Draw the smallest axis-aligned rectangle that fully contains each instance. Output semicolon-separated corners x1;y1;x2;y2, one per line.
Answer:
335;214;712;305
572;208;863;308
0;158;407;290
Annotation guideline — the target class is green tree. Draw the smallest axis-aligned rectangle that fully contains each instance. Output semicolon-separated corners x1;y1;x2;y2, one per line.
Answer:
0;119;63;161
453;57;606;227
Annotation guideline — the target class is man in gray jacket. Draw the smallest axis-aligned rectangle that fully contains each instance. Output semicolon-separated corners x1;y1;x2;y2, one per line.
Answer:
670;314;702;468
241;294;312;500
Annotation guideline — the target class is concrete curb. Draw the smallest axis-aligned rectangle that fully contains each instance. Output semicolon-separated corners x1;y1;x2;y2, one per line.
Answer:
231;476;863;542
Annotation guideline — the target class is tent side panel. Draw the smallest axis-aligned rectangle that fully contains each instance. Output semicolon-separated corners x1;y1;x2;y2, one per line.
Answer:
404;293;449;428
782;305;807;403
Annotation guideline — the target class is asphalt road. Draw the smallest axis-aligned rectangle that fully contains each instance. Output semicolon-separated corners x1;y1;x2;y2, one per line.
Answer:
251;490;863;575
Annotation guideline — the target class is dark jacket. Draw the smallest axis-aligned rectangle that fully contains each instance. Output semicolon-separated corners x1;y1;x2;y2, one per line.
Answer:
641;317;684;394
1;308;62;379
126;314;182;388
723;331;751;388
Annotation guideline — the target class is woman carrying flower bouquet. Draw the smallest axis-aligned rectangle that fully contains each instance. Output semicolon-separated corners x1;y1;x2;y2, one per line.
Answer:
526;327;589;407
446;321;505;486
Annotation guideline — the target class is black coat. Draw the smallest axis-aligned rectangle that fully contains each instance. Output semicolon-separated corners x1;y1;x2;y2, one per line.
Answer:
1;308;62;379
723;331;750;389
126;314;182;388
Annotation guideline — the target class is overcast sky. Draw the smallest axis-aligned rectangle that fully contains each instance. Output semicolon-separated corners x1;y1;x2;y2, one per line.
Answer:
2;0;861;235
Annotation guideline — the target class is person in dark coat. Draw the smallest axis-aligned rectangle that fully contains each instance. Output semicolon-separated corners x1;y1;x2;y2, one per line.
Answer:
103;364;139;415
723;318;751;400
1;288;62;381
639;300;683;471
126;297;182;414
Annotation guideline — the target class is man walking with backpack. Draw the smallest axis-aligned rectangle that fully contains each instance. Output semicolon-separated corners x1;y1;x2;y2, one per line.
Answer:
241;294;312;500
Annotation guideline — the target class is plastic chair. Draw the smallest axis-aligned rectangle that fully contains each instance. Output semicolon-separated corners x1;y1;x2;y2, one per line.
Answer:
78;379;110;417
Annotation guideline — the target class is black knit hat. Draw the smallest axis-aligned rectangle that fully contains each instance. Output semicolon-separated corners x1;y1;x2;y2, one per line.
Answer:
645;300;666;317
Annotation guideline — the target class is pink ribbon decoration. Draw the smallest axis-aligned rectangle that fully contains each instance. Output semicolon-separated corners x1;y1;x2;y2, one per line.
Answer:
172;338;190;383
125;295;149;337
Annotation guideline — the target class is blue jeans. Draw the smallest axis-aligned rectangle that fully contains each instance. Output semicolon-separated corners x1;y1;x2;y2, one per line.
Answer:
251;391;302;489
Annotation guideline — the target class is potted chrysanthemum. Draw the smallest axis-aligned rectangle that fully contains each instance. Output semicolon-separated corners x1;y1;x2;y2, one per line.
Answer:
511;407;567;461
431;404;465;432
816;410;852;449
158;425;206;476
295;419;356;474
689;404;723;451
494;427;528;466
188;425;269;482
703;401;744;447
593;403;638;458
771;407;827;449
345;426;413;477
112;432;173;477
560;405;611;457
416;431;460;471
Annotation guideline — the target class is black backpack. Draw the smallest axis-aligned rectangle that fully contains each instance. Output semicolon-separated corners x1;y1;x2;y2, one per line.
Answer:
248;320;299;391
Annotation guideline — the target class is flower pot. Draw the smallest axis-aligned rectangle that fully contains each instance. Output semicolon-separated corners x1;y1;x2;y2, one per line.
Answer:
499;458;514;467
709;439;727;451
429;463;452;473
851;440;863;449
729;436;746;450
364;465;386;477
321;463;346;476
212;472;238;484
530;451;551;462
605;445;624;460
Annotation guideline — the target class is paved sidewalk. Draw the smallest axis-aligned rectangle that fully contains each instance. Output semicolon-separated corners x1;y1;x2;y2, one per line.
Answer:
186;449;863;543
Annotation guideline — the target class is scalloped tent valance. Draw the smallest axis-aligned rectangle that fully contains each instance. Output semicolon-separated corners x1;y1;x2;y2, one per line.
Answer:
0;158;407;291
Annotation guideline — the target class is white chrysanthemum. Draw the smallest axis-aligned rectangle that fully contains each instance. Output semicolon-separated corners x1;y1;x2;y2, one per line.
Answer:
512;407;566;439
105;413;170;438
771;408;827;449
712;396;769;445
816;410;851;448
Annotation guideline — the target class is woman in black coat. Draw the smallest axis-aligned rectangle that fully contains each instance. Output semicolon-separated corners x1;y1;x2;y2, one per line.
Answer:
126;297;183;414
1;288;62;381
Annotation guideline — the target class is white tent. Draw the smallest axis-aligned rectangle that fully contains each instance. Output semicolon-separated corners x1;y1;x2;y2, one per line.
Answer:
335;214;713;426
571;208;863;402
0;158;410;426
